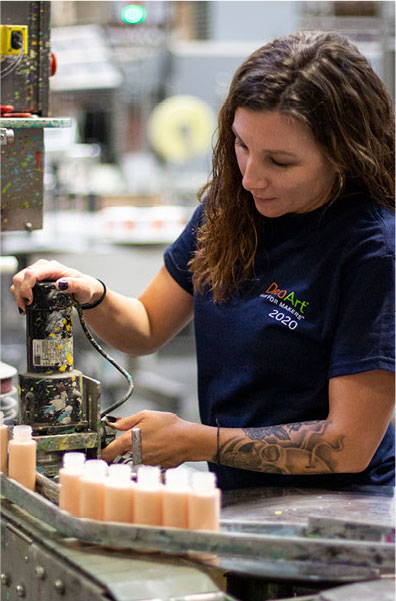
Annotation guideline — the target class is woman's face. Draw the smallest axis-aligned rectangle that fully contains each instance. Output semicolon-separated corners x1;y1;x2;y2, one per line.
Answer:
233;108;336;218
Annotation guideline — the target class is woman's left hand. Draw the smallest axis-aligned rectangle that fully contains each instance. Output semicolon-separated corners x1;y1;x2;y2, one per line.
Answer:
101;410;208;467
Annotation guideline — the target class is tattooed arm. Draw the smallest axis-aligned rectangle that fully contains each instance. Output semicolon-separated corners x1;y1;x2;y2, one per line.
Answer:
212;370;394;474
102;370;393;471
216;420;344;474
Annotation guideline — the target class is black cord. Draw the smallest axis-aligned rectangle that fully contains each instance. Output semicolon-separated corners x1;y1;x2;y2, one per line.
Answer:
73;303;134;418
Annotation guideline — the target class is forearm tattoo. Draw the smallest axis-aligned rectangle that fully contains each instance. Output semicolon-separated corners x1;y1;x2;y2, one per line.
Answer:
214;421;344;474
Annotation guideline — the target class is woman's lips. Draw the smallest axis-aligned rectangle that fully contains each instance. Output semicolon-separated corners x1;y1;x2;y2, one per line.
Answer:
254;196;277;202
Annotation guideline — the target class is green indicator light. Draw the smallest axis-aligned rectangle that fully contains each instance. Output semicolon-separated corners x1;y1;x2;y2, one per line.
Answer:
121;4;147;24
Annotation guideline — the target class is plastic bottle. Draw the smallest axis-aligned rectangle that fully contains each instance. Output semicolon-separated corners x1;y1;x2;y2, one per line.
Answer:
58;452;86;516
103;464;135;523
0;411;9;474
8;425;37;491
134;466;163;526
188;471;220;531
79;459;108;520
162;468;190;529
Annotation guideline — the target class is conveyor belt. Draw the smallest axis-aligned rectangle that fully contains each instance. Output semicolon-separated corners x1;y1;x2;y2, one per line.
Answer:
1;474;393;585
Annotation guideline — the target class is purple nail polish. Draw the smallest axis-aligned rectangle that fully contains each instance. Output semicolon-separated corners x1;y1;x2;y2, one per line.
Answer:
58;280;68;290
18;307;24;315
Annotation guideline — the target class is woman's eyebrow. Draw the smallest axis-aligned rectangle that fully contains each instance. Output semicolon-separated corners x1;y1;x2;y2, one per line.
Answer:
231;125;243;139
266;149;298;157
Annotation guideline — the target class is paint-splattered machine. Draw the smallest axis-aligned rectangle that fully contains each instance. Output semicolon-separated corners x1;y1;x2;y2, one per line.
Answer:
0;1;117;475
18;281;105;476
0;0;65;231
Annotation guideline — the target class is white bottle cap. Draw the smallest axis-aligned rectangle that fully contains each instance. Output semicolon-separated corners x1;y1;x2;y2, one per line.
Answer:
0;411;4;426
165;468;190;490
62;452;86;469
137;465;161;488
83;459;108;478
12;425;33;441
108;463;131;482
191;471;217;492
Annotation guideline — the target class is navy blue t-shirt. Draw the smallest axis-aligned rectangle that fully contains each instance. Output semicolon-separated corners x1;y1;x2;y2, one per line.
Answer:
164;197;395;490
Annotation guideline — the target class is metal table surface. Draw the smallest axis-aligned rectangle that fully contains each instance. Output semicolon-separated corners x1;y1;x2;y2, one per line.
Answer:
1;477;394;601
221;484;394;526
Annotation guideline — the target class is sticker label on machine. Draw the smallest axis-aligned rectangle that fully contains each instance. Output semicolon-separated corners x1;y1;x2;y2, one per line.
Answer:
32;338;73;368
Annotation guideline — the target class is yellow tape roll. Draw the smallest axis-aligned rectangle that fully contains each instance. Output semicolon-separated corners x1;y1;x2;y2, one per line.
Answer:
148;95;216;163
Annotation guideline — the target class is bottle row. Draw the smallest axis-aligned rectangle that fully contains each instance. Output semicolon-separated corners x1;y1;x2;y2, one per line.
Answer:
59;452;220;530
0;414;220;531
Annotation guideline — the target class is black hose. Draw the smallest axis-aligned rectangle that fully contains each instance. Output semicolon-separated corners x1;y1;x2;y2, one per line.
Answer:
74;304;134;418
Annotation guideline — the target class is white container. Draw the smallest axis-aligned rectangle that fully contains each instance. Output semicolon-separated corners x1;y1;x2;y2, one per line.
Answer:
8;425;37;491
188;471;220;531
79;459;108;520
58;452;86;516
134;466;163;526
0;411;9;474
103;464;135;523
163;468;190;529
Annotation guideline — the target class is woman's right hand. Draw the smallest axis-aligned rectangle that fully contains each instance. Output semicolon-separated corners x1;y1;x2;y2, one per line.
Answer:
10;259;104;313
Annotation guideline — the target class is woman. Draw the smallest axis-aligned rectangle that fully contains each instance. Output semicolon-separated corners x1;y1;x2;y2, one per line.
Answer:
11;31;394;490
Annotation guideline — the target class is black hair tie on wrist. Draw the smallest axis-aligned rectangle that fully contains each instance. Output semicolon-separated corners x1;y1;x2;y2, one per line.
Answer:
79;279;107;310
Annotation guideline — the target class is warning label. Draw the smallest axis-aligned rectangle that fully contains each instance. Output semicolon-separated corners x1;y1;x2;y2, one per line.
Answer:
32;338;73;368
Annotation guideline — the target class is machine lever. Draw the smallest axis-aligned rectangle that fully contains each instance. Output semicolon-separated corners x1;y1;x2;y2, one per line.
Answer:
131;427;142;466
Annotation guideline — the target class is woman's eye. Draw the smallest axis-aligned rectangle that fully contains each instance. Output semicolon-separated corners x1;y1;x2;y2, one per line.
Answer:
271;159;291;167
235;138;247;149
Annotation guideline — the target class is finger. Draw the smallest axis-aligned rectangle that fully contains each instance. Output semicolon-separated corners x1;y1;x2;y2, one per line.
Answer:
11;260;76;310
11;267;38;309
9;284;25;314
101;432;132;463
54;276;90;304
109;413;143;431
55;276;103;305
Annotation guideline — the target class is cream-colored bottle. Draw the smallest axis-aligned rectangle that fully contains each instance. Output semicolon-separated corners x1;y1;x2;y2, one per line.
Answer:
103;464;135;523
58;452;86;516
134;466;163;526
8;425;37;491
163;468;190;529
188;471;221;531
0;411;9;474
79;459;108;520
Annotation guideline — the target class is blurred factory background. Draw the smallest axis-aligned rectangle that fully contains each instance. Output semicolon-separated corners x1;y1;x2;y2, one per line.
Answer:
1;0;395;426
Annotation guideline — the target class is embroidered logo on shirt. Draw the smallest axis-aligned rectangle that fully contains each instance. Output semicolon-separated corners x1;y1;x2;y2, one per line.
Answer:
261;282;309;314
260;281;310;330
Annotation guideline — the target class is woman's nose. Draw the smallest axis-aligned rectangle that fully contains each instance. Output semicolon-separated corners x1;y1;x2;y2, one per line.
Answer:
241;158;270;191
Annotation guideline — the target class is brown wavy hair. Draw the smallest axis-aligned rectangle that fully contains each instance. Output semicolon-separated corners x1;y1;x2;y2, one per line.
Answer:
189;31;395;302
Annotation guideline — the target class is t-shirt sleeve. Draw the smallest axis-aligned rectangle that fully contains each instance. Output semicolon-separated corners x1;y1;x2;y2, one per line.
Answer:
328;248;395;378
163;204;203;295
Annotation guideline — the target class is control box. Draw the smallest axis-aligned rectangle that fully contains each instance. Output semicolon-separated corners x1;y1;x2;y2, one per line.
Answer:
0;25;28;56
0;2;50;115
